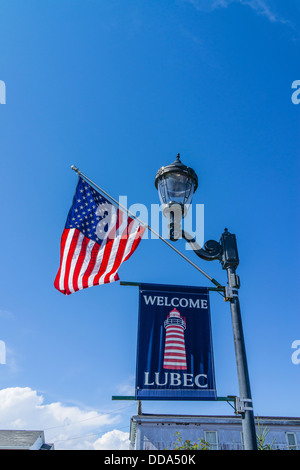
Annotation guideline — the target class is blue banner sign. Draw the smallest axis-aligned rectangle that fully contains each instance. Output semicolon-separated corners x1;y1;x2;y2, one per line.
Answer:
136;284;217;400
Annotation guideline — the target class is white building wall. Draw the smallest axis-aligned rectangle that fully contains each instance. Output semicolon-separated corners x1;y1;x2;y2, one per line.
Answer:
28;432;45;450
131;415;300;450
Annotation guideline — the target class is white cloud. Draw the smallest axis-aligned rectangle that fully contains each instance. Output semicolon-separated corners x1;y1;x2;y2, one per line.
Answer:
184;0;287;24
93;430;130;450
0;387;131;450
240;0;284;23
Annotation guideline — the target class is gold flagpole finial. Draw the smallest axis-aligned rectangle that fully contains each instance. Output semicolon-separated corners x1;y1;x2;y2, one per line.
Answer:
71;165;81;175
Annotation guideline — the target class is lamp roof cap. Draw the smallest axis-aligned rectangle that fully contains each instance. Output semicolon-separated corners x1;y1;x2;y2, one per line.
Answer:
154;153;198;191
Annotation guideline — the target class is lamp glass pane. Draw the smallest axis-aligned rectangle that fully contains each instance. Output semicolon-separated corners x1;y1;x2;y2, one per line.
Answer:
160;172;195;205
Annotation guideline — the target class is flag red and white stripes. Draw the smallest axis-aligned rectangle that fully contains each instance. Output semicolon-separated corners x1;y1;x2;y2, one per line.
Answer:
54;177;145;295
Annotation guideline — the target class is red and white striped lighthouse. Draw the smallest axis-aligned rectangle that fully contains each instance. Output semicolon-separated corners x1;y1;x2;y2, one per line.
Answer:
163;308;187;370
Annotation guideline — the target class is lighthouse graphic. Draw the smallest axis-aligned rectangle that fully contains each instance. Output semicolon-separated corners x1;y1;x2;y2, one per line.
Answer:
163;308;187;370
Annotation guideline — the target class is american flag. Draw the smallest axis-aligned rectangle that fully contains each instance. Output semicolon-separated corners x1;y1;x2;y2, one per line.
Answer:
54;177;145;295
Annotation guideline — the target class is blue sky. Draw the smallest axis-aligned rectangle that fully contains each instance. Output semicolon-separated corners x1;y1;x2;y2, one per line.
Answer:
0;0;299;449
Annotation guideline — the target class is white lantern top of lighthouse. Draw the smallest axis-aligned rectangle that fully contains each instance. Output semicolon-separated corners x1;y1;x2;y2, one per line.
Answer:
169;308;181;318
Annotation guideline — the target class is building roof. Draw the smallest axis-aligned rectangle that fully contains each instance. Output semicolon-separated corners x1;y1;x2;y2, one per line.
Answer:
131;414;300;426
0;430;53;450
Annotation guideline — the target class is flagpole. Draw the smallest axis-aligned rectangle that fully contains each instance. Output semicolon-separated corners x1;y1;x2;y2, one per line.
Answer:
71;165;224;291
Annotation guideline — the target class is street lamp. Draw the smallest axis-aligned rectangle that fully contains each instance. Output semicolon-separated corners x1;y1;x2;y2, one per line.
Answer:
155;154;258;451
155;153;198;241
155;153;198;210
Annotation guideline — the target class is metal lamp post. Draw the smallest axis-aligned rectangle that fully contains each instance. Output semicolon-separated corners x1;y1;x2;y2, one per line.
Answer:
155;154;257;450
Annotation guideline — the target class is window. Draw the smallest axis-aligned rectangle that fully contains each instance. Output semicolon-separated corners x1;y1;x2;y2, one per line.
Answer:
286;432;298;450
204;431;218;450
